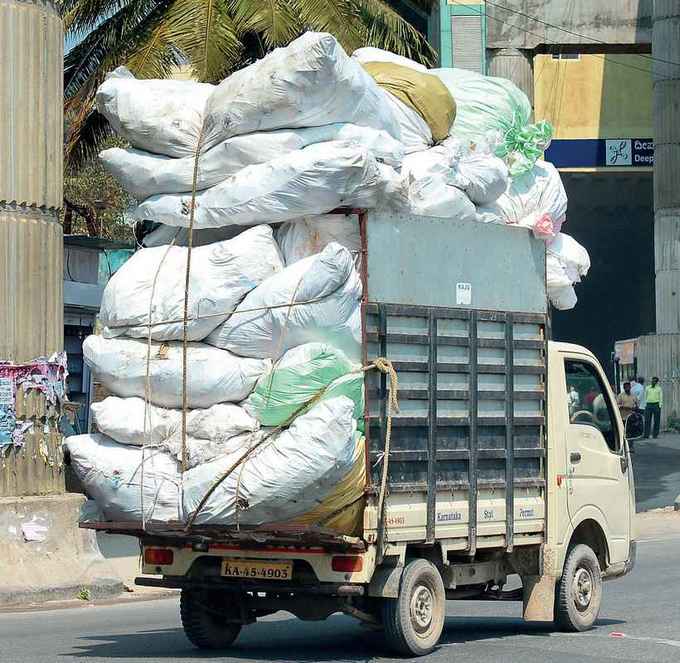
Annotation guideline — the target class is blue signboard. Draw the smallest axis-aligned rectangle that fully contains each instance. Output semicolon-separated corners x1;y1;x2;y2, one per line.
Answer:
545;138;654;168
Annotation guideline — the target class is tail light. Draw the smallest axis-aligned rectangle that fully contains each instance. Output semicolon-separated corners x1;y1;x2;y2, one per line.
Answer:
332;555;363;573
144;547;174;566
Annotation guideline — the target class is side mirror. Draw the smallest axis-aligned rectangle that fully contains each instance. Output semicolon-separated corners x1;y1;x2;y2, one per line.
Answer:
625;412;644;442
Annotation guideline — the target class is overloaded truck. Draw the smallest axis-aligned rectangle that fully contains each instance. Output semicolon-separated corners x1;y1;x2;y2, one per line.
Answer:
82;210;637;657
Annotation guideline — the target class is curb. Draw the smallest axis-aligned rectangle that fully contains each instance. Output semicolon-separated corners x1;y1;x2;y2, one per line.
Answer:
0;577;123;608
0;586;178;614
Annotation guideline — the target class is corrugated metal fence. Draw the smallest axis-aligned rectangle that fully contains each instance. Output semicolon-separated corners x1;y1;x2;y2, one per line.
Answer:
637;334;680;428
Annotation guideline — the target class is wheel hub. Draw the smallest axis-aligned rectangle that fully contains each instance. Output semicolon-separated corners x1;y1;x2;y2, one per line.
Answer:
410;584;434;631
573;567;593;610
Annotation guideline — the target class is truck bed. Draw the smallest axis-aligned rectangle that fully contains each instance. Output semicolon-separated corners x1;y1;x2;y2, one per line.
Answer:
82;210;548;554
361;211;548;552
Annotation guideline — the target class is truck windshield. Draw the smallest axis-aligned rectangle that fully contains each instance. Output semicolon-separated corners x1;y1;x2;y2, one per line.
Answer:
564;359;619;452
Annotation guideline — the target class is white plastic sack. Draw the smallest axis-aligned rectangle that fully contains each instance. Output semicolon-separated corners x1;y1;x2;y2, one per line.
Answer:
182;397;358;526
96;67;213;158
100;225;283;341
203;32;401;149
134;141;405;229
65;433;181;523
456;151;509;205
83;335;269;408
207;243;362;361
141;224;243;248
351;47;428;72
100;124;405;200
548;233;590;283
475;160;567;228
276;214;361;265
91;396;258;447
548;284;578;311
401;147;477;220
432;67;532;141
380;90;433;154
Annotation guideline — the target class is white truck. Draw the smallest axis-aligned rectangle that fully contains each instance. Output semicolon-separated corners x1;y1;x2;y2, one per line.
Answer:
84;211;638;657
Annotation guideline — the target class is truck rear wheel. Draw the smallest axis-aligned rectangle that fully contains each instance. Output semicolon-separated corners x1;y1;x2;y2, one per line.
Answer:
382;559;446;656
180;589;242;650
554;544;602;632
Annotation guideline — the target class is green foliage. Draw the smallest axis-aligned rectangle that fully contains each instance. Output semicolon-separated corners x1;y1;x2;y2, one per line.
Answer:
63;136;135;241
62;0;436;167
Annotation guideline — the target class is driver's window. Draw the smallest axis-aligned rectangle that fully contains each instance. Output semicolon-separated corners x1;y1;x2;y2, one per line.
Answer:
564;359;619;452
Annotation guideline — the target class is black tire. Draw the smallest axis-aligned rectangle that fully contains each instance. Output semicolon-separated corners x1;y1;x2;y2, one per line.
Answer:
180;589;242;650
554;544;603;632
382;559;446;656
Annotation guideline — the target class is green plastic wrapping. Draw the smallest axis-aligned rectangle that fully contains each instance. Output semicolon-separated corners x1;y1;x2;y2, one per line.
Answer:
433;68;554;176
244;343;364;429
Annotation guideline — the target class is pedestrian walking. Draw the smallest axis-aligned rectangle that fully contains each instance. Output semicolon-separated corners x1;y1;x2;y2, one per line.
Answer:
644;377;663;439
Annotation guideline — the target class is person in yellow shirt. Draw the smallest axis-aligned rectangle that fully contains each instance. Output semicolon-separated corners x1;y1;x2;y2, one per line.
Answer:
644;377;663;439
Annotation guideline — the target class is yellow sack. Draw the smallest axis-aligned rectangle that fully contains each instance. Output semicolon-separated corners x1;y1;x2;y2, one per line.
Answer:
291;436;367;536
362;62;456;142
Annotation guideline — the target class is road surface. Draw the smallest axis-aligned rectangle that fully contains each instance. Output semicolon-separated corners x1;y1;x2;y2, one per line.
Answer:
1;531;679;663
632;432;680;511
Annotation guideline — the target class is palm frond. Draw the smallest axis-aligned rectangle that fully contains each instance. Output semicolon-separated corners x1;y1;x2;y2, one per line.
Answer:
61;1;137;34
355;0;436;65
125;22;184;79
230;0;302;48
167;0;242;82
64;0;161;98
64;106;114;169
290;0;362;50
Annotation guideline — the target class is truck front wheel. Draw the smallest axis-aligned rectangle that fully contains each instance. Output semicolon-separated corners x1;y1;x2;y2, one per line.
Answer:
382;559;446;656
554;544;603;632
180;589;242;650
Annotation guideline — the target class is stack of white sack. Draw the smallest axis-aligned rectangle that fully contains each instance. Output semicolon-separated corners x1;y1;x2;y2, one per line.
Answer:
133;141;407;229
82;335;269;409
207;242;362;362
70;218;366;527
97;34;571;258
90;397;259;468
99;225;284;340
183;397;359;527
65;397;358;525
100;123;404;201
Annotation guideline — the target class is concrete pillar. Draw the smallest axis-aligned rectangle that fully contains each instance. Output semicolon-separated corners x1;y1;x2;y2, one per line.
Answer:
487;48;534;106
0;2;124;604
653;0;680;332
0;0;64;496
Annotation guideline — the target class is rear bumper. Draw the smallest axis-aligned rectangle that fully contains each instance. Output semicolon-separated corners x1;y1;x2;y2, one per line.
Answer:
135;575;365;596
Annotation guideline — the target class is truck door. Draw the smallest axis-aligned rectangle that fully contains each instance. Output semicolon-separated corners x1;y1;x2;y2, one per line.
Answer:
562;356;631;564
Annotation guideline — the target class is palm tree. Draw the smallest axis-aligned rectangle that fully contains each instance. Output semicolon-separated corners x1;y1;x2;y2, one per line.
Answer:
63;0;436;167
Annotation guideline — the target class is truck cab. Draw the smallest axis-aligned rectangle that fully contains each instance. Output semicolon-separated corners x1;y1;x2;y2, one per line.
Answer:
545;341;636;588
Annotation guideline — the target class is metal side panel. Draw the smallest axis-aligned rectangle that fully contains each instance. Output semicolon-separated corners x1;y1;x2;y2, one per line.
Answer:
365;211;547;315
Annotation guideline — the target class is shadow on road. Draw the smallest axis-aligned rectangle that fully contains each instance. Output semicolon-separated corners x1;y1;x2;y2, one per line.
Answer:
67;614;626;660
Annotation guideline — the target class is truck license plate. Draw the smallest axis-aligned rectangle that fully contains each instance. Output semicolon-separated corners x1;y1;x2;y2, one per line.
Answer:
221;559;293;580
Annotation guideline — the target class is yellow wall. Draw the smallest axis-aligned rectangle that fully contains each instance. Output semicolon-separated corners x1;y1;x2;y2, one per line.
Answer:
534;54;652;140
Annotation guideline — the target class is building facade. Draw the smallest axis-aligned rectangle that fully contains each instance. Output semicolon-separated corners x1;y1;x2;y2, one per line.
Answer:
425;1;656;377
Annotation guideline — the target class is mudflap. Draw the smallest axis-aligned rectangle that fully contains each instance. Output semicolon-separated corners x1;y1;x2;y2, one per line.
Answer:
522;574;556;622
